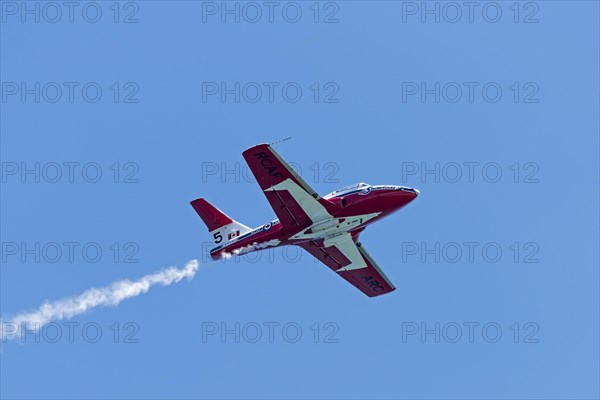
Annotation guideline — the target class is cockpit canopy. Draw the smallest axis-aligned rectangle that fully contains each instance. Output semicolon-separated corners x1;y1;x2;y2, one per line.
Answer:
323;182;370;199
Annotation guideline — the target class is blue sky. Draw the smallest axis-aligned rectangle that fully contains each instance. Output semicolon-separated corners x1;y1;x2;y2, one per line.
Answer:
1;1;598;399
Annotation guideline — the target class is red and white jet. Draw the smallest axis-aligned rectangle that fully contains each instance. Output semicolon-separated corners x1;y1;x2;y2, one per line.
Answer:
191;143;419;297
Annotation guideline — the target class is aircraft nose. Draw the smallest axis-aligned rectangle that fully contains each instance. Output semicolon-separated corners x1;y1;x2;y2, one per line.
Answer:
399;187;419;198
395;187;419;206
377;186;419;210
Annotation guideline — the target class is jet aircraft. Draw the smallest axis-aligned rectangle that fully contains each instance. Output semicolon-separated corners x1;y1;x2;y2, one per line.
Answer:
191;143;419;297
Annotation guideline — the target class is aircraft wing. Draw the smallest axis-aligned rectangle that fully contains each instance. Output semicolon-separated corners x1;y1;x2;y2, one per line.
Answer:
297;234;396;297
242;143;335;230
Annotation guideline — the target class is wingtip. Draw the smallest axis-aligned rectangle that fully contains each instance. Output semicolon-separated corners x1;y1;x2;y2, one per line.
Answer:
243;138;292;154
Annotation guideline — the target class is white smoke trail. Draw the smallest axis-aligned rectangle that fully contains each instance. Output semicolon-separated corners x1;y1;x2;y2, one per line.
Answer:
220;240;281;259
220;244;255;259
1;259;199;342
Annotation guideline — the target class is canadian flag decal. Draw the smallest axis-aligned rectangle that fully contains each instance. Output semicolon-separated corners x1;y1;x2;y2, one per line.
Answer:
228;230;240;240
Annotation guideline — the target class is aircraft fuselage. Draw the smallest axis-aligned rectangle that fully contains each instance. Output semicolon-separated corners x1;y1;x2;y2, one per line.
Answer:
210;184;419;259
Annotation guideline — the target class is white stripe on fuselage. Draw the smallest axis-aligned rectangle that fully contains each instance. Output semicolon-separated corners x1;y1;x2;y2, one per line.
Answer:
289;212;381;241
263;178;382;241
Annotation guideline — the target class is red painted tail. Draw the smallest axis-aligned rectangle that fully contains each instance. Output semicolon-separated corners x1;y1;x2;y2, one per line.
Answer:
190;198;253;246
190;198;233;231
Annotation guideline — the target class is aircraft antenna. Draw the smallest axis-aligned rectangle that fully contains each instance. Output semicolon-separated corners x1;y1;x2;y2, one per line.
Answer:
271;137;292;145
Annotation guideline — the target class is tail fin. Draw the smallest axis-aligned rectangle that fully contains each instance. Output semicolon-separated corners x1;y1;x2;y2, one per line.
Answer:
190;198;252;245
